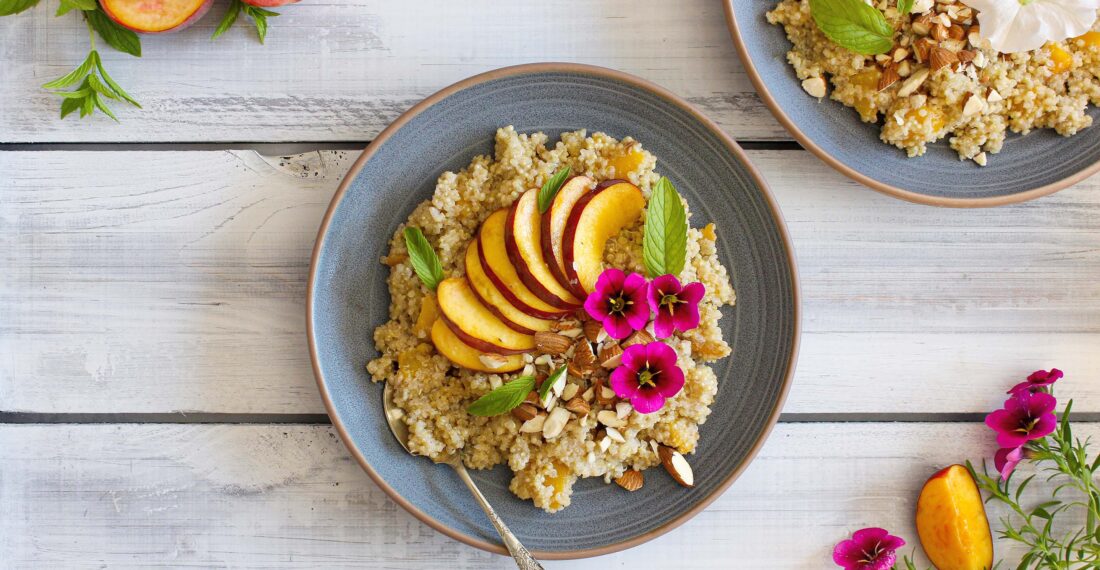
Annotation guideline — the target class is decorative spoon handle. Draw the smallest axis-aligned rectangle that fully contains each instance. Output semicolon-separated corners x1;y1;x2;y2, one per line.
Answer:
451;462;543;570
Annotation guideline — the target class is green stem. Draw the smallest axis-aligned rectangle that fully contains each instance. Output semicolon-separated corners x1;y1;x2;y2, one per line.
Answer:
85;12;95;49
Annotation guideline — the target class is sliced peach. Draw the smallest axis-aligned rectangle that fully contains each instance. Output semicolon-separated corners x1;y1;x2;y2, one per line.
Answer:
464;240;554;334
100;0;212;33
430;319;524;373
562;180;645;295
540;175;593;289
479;210;570;318
506;189;581;308
436;277;534;354
916;464;994;570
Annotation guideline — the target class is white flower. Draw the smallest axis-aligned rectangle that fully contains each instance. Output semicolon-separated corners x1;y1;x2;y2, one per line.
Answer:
964;0;1100;53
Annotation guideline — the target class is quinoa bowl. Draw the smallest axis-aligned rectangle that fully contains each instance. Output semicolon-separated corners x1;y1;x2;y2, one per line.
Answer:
306;63;799;558
725;0;1100;206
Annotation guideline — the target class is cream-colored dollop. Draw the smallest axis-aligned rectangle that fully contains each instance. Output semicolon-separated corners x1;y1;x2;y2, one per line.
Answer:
965;0;1100;53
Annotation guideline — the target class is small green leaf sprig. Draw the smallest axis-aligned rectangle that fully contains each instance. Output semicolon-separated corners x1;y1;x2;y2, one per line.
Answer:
212;0;280;44
467;374;536;417
642;176;688;278
968;399;1100;569
808;0;895;56
43;10;141;121
402;227;445;291
537;166;572;214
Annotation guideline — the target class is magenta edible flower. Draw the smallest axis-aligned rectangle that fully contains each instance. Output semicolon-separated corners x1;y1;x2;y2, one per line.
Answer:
646;274;705;339
1008;368;1064;397
583;268;650;339
609;342;685;414
994;446;1026;481
985;391;1058;448
832;527;906;570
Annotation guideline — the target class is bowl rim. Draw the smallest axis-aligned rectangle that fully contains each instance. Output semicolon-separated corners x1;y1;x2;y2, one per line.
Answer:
722;1;1100;208
305;62;801;560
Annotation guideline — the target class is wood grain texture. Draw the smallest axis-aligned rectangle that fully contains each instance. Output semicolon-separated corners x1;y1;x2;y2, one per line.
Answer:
0;0;779;143
1;422;1093;567
2;149;1098;414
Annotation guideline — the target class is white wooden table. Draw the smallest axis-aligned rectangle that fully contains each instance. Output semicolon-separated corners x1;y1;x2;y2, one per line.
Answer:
2;1;1099;567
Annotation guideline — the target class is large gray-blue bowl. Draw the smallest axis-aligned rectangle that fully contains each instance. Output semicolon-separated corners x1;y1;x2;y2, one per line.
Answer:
725;1;1100;207
307;63;800;559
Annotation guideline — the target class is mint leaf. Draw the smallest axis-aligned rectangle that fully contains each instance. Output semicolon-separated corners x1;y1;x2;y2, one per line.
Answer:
642;177;687;278
242;4;278;44
537;166;571;214
0;0;40;16
42;51;97;89
538;365;567;402
897;0;913;15
809;0;894;56
403;227;445;291
94;51;140;107
211;0;241;40
86;9;141;57
467;375;536;416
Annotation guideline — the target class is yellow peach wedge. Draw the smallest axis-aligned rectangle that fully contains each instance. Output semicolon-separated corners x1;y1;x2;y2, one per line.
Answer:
915;464;994;570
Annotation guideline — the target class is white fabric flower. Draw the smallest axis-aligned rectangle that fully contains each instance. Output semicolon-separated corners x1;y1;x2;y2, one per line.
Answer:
964;0;1100;53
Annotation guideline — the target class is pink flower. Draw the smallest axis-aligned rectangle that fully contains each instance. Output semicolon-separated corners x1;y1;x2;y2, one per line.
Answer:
609;342;685;414
832;528;906;570
583;269;650;339
1008;368;1064;397
646;274;705;339
994;446;1026;481
985;391;1058;448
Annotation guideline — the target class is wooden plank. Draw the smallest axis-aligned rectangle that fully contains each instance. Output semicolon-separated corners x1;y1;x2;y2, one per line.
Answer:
1;422;1092;567
2;150;1099;414
0;0;781;143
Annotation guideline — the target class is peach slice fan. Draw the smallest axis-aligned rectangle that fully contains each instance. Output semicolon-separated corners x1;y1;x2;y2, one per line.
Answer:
965;0;1100;53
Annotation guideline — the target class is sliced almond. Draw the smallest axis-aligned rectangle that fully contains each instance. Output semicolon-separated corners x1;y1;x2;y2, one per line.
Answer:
581;386;596;402
892;47;910;63
604;426;626;443
598;434;612;452
542;407;571;439
478;353;510;370
564;396;590;416
621;329;655;349
911;13;933;36
929;46;958;72
878;63;900;91
614;470;644;492
962;93;985;117
986;88;1003;103
511;403;538;421
615;401;633;420
801;77;827;99
549;319;579;332
582;320;602;343
561;382;579;401
559;327;584;339
956;49;976;64
597;409;626;428
597;383;617;406
947;23;966;41
897;67;930;97
519;414;547;433
534;332;572;355
658;445;695;488
973;152;988;167
598;342;624;369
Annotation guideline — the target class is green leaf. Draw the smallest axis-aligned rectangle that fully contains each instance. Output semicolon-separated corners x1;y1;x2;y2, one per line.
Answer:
56;0;95;14
642;176;687;278
896;0;913;15
93;52;140;107
92;93;119;122
538;365;567;402
211;0;241;40
537;166;572;214
59;97;82;119
86;8;141;57
87;73;119;100
402;227;445;291
0;0;40;16
808;0;894;56
42;51;96;89
242;4;278;44
466;375;536;416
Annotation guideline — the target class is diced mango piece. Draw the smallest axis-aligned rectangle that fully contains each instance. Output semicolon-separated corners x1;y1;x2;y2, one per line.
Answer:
1048;44;1074;74
609;148;646;177
545;461;573;510
702;223;717;242
901;106;946;147
413;294;438;336
916;465;994;570
851;69;881;117
1077;31;1100;48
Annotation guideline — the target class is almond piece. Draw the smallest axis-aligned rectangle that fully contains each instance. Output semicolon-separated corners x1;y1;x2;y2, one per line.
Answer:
561;382;579;401
962;94;985;117
621;329;655;348
604;426;626;443
597;383;617;406
542;407;571;439
801;77;826;99
597;409;626;428
525;391;540;405
947;23;966;41
511;403;538;421
478;353;510;370
913;37;934;63
956;49;976;64
519;414;547;433
569;341;598;377
878;63;900;91
929;46;958;72
615;470;644;492
583;320;602;343
598;342;624;369
897;67;930;97
615;401;633;419
658;445;695;488
534;332;572;355
549;319;580;332
911;13;933;36
892;47;910;63
564;396;590;416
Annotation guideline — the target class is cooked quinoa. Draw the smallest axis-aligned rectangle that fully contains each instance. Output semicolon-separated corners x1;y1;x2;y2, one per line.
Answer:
366;127;736;512
768;1;1100;164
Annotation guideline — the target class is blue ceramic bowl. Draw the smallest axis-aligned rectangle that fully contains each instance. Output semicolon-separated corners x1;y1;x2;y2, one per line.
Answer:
725;1;1100;207
307;63;799;559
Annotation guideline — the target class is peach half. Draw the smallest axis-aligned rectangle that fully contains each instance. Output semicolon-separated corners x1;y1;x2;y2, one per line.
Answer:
100;0;213;33
915;464;994;570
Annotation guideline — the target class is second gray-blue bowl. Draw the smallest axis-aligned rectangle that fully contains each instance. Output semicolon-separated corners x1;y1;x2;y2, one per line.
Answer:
307;63;800;559
726;1;1100;207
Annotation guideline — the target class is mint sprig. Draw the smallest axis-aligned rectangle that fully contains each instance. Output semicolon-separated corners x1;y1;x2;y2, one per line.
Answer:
213;0;280;44
402;227;445;291
538;365;567;402
642;177;688;278
44;49;140;121
896;0;914;15
809;0;895;56
0;0;40;16
467;375;536;417
537;166;572;214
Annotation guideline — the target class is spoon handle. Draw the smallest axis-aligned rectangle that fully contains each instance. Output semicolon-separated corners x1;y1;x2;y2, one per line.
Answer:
451;462;543;570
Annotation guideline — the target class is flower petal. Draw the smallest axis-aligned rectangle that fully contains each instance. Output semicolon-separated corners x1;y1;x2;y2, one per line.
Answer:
670;299;701;332
594;268;625;296
1027;391;1058;416
656;363;685;398
652;311;675;339
609;367;640;399
620;344;648;371
622;272;650;296
1029;412;1058;441
603;316;633;340
679;281;706;304
832;539;863;569
584;291;611;321
630;390;667;414
995;446;1025;481
645;341;678;369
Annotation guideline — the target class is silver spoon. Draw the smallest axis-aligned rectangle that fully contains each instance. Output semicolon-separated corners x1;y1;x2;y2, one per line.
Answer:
382;383;543;569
